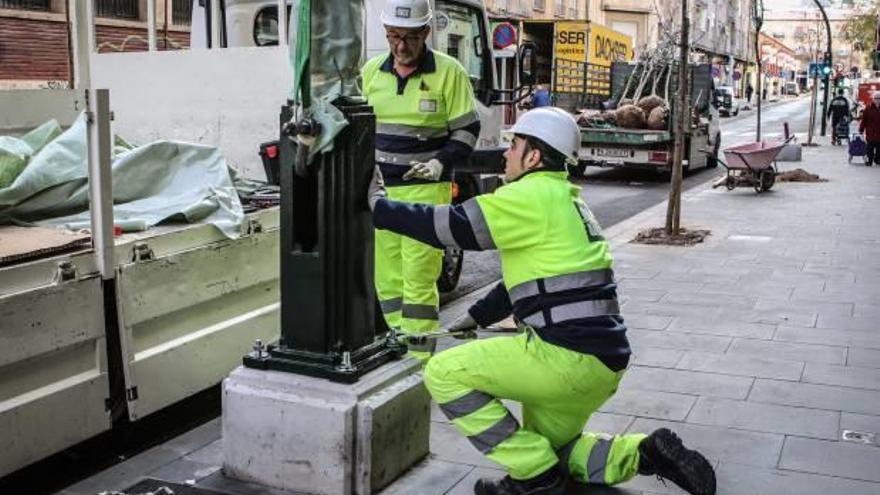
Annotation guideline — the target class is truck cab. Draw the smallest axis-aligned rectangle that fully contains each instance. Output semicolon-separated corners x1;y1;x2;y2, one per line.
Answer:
713;85;740;117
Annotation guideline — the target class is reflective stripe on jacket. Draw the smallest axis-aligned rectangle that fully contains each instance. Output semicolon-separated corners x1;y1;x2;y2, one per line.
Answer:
373;169;630;369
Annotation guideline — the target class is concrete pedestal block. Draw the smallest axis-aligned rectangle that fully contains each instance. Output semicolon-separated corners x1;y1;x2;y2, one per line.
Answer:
222;358;429;494
777;143;802;161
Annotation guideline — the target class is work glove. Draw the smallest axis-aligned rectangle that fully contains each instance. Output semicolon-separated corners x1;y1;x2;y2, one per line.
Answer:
446;311;478;340
403;158;444;181
368;166;387;211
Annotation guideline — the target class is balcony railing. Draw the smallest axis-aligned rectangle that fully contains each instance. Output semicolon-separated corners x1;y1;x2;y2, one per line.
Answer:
95;0;138;19
0;0;50;10
172;0;191;25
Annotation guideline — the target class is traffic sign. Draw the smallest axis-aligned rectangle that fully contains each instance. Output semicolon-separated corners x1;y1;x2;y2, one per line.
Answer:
492;22;517;49
809;62;828;78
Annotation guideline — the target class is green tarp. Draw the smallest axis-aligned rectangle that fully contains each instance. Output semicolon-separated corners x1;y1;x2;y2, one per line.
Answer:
0;113;245;238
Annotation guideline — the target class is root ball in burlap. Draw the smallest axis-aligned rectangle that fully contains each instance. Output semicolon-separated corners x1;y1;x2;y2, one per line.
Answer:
600;110;618;125
576;109;602;126
637;95;667;116
647;105;669;130
616;104;646;129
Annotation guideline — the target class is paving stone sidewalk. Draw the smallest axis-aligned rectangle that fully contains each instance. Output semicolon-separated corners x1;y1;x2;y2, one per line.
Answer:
60;137;880;495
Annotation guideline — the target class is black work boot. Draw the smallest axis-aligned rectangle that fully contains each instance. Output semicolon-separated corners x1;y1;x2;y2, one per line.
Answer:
473;464;565;495
638;428;716;495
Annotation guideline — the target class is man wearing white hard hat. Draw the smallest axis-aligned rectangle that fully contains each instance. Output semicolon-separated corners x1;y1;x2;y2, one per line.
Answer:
367;109;716;495
362;0;481;361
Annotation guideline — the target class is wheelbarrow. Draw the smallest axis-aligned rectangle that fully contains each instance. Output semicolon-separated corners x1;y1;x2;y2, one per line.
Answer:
712;136;794;193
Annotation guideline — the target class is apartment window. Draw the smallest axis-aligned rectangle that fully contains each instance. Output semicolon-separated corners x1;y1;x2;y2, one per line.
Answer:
533;0;544;12
0;0;50;10
555;0;564;16
447;34;462;60
172;0;192;26
96;0;139;20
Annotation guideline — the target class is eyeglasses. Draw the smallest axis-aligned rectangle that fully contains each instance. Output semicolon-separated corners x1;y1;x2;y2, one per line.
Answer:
386;30;425;45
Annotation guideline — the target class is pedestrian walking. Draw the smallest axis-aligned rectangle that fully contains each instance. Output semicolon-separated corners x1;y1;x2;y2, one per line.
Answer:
362;0;481;360
829;88;852;145
368;108;716;495
745;82;754;104
858;91;880;166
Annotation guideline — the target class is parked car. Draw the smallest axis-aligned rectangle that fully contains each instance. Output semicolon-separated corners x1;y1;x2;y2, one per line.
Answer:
783;81;799;95
713;86;740;116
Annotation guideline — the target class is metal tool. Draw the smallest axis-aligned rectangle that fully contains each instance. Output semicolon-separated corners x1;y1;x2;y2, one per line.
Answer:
392;325;521;346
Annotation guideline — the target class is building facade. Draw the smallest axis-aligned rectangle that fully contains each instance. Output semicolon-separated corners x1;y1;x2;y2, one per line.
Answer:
688;0;755;95
0;0;191;88
483;0;586;20
595;0;659;54
758;32;799;98
763;7;866;75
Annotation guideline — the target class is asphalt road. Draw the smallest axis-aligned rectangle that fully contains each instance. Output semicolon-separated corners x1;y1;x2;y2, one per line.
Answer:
442;96;813;305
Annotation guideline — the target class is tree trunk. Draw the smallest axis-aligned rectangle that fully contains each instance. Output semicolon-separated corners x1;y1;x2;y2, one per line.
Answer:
666;0;689;235
755;5;763;142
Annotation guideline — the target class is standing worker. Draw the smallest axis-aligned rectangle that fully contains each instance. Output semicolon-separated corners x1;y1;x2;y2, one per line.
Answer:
367;108;716;495
362;0;481;360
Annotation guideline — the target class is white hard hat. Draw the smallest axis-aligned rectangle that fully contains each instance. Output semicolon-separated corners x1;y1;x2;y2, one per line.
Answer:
381;0;432;28
509;108;580;164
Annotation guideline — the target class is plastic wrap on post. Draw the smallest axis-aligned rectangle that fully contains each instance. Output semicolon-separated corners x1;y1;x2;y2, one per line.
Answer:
311;0;362;101
287;0;365;159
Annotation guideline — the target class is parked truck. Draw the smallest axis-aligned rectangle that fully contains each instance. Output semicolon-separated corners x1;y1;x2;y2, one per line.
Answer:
575;62;722;174
0;0;529;479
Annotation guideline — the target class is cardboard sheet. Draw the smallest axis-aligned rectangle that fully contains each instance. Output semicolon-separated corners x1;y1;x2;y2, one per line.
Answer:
0;225;90;265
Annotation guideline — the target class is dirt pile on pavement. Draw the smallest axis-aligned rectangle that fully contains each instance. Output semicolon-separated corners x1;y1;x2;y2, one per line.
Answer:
631;227;711;246
776;169;828;182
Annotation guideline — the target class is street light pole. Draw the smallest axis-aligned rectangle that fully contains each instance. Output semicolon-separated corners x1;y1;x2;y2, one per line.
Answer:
813;0;832;137
754;0;764;142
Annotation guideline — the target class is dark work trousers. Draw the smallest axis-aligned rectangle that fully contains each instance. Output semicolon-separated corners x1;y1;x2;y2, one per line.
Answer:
865;141;880;166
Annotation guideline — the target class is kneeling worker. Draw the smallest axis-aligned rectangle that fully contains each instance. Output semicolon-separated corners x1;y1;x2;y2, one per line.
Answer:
368;108;716;495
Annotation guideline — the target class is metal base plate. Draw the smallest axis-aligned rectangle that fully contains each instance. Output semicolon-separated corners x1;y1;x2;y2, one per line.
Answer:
243;337;407;383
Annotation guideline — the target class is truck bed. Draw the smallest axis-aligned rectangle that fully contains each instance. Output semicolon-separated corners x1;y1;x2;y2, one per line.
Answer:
580;127;672;145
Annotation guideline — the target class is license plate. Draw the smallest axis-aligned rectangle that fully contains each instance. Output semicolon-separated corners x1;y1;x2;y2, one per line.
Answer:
596;148;629;158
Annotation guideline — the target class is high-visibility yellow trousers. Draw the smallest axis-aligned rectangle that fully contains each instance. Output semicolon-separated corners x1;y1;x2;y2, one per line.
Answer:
375;182;452;362
424;331;646;483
